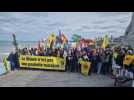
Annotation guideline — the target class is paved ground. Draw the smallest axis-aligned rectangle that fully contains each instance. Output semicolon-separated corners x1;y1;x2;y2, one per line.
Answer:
0;69;114;87
0;69;133;87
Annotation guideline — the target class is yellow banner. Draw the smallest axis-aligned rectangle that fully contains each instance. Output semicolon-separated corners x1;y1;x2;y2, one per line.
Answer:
81;61;91;76
123;55;134;66
19;55;65;70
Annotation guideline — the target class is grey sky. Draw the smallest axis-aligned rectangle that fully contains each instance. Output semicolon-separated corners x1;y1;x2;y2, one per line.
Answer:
0;12;132;41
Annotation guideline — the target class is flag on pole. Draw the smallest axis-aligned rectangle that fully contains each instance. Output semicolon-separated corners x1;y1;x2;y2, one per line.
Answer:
71;34;81;42
61;33;68;45
59;30;62;43
101;34;109;49
47;33;56;48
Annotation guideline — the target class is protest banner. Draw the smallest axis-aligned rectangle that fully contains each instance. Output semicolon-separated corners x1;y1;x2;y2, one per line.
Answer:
19;55;65;71
80;61;91;76
123;55;134;66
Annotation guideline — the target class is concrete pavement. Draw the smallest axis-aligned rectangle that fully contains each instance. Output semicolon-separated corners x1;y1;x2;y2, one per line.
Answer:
0;69;119;87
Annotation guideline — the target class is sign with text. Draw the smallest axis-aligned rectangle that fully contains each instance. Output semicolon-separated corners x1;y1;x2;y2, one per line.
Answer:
19;55;65;71
80;61;91;76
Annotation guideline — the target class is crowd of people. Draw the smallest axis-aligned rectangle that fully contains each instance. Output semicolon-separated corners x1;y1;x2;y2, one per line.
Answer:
113;46;134;73
6;42;134;76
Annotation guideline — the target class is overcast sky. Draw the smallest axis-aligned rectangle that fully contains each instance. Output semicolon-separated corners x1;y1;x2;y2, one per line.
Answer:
0;12;132;41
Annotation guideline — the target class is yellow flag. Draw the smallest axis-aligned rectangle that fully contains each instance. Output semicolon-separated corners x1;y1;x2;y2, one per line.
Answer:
2;57;9;73
47;33;56;48
101;35;109;49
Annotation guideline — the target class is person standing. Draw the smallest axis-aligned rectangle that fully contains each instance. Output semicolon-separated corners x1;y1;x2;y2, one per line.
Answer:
73;49;79;72
14;51;19;69
78;55;82;73
89;50;97;73
108;50;113;75
63;50;67;71
71;50;75;72
66;49;72;72
65;54;69;72
96;52;103;74
7;52;16;71
102;51;110;75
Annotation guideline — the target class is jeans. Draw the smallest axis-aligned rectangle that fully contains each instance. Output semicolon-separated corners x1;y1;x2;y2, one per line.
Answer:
102;63;108;75
10;61;15;70
97;62;102;74
128;67;134;73
78;64;81;73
